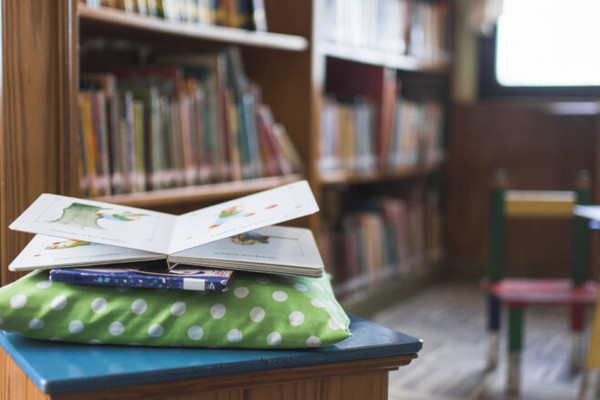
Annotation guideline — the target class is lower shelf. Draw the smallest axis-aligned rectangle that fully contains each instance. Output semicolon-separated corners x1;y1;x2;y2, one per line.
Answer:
339;252;445;317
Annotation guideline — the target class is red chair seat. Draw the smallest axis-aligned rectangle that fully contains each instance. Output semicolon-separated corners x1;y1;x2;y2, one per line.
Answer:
488;278;598;306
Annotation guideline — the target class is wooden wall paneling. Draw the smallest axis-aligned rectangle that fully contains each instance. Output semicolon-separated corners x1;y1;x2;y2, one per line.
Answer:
446;103;596;277
1;0;78;285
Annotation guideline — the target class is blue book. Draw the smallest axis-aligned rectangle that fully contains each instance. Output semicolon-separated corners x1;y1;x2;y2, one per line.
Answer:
49;263;233;292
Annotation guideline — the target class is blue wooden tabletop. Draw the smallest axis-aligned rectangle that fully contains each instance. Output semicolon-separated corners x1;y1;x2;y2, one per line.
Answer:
0;315;422;395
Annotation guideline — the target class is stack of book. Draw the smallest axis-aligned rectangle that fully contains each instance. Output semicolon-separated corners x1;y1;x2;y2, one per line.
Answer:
9;181;324;292
79;47;302;197
81;0;268;31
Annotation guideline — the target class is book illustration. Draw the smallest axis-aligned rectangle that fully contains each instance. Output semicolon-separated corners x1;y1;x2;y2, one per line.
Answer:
50;202;148;230
230;230;295;246
45;239;95;250
34;239;97;258
209;205;257;229
49;264;233;292
230;231;269;245
208;203;279;230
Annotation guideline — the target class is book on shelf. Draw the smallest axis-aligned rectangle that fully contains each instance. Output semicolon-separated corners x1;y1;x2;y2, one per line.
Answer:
78;47;302;196
9;180;324;277
319;86;445;175
318;0;450;63
80;0;268;32
319;186;442;295
49;263;234;292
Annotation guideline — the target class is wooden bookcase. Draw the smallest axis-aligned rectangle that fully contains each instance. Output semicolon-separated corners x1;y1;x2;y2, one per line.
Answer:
0;0;452;301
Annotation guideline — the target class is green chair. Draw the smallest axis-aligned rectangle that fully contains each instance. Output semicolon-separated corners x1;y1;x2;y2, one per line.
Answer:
484;169;598;395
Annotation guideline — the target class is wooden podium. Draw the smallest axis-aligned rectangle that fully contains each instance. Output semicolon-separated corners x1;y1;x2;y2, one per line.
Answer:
0;316;421;400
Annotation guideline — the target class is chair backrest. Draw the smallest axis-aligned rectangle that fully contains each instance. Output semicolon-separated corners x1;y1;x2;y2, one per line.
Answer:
487;169;591;283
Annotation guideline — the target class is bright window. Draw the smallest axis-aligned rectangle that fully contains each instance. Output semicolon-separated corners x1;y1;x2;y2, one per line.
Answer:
496;0;600;87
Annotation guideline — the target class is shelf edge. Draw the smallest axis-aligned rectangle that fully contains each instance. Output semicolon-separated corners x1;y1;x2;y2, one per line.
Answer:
92;175;305;208
78;4;308;52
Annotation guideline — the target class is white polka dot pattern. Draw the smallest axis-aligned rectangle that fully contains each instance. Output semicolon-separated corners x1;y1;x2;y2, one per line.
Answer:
69;320;84;334
131;299;147;315
227;329;243;343
29;319;44;330
0;270;350;349
10;294;27;309
210;303;226;319
272;291;287;302
148;324;163;337
187;326;203;340
267;332;282;346
170;301;186;316
250;307;265;322
51;295;67;311
109;322;124;336
91;298;107;313
289;311;304;326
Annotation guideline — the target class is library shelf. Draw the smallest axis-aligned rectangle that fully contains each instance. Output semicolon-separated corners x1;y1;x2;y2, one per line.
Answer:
339;249;444;316
78;4;308;51
318;161;444;187
93;174;304;208
318;42;450;74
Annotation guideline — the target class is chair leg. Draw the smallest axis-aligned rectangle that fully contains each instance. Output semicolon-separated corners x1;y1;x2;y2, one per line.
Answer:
579;369;600;400
507;305;523;396
572;304;586;374
487;294;501;370
580;293;600;399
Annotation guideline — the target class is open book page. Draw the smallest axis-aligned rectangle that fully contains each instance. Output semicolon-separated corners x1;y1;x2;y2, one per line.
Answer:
167;181;319;254
9;194;176;254
9;235;163;271
170;225;324;276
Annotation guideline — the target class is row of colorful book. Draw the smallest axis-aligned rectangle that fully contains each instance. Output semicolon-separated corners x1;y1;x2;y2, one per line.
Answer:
319;93;444;174
79;47;302;197
319;0;451;62
319;187;442;296
81;0;267;31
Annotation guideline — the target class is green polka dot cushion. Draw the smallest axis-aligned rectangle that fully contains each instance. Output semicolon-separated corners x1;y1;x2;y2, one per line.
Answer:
0;270;351;348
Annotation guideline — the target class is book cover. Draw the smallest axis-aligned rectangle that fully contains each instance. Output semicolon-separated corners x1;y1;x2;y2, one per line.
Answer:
50;263;233;292
9;180;322;276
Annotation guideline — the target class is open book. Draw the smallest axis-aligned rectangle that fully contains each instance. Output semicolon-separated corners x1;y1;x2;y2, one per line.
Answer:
9;181;324;277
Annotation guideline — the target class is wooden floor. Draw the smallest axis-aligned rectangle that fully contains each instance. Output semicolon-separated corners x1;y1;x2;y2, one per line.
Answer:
369;279;588;400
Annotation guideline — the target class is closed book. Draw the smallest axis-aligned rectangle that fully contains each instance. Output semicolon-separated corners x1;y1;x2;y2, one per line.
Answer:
50;263;233;292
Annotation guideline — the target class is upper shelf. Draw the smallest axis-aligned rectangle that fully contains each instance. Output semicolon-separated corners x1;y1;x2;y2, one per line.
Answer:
318;42;450;74
78;4;308;52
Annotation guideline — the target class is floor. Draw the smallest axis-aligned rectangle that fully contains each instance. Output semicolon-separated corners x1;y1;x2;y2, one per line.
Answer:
370;279;589;400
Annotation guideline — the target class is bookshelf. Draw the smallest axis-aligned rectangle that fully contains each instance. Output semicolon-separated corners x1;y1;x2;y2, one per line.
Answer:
1;0;452;299
313;0;451;301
